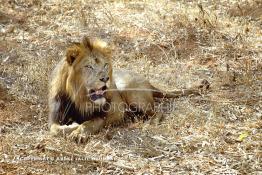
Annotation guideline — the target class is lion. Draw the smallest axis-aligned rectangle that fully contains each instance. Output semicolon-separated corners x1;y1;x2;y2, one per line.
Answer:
48;36;209;143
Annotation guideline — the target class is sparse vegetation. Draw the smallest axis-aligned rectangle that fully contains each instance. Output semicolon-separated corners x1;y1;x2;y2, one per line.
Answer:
0;0;261;174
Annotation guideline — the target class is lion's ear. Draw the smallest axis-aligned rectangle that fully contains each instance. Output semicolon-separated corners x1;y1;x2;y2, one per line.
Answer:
93;39;112;56
66;47;80;65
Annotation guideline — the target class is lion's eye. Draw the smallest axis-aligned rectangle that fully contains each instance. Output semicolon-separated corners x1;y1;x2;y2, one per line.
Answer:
85;65;93;70
104;63;109;69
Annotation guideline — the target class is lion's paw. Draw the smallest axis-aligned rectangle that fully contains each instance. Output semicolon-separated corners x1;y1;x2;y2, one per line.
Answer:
68;127;88;144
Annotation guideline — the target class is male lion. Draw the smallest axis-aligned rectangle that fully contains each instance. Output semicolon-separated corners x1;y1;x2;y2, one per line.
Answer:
49;36;209;143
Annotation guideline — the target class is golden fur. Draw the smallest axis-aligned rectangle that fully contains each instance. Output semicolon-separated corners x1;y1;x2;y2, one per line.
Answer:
48;36;209;143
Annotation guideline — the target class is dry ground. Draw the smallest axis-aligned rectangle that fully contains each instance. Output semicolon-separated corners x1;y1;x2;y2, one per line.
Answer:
0;0;261;174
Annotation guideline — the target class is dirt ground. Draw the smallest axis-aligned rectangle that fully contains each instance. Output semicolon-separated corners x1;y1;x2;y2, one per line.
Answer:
0;0;261;174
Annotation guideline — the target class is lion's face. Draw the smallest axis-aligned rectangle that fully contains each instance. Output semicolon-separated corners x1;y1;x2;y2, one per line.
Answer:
65;37;112;107
76;50;112;106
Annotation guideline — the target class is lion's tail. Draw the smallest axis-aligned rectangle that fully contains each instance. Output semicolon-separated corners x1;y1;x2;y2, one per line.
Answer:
151;79;210;98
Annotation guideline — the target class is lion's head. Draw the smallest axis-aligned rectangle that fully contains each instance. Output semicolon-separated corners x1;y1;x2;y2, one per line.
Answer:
64;37;112;111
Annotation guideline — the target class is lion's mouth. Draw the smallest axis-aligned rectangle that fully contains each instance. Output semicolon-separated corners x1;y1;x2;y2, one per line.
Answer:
89;86;107;101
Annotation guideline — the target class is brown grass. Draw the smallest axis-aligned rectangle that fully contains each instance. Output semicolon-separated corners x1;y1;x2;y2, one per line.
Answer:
0;0;261;174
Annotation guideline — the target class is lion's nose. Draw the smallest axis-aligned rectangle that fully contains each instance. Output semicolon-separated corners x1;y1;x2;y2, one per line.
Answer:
100;77;109;83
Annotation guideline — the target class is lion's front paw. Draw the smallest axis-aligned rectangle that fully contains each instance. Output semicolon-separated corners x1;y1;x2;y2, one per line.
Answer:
68;127;88;144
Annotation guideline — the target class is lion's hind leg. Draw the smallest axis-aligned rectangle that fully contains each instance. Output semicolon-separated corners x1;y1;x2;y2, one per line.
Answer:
125;94;164;125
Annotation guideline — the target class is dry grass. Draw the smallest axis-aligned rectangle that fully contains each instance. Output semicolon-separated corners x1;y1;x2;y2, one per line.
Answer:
0;0;261;174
